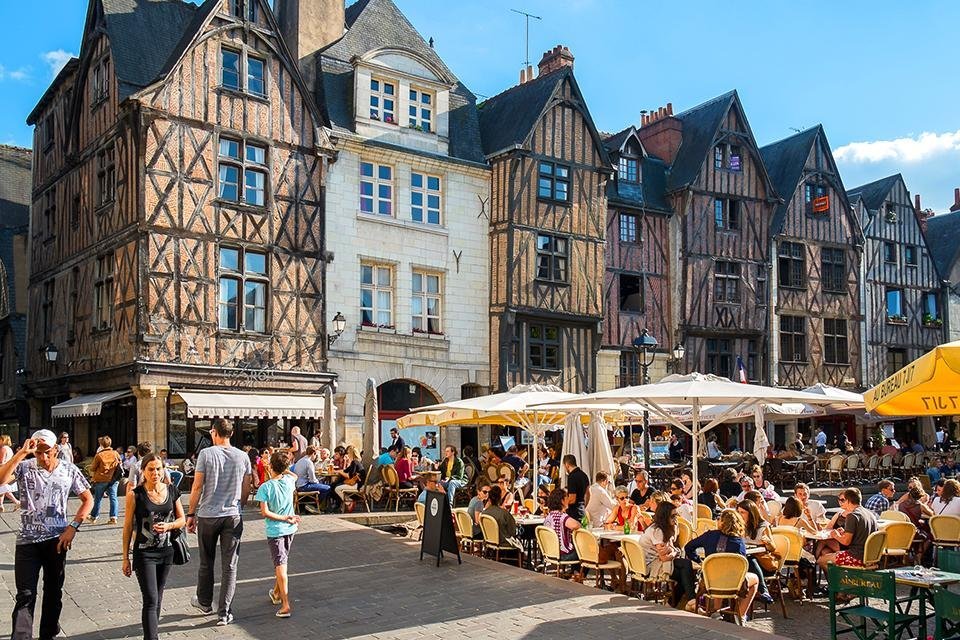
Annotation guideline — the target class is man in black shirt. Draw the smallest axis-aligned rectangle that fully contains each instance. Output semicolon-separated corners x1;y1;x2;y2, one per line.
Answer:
629;469;654;508
668;434;684;463
563;454;589;520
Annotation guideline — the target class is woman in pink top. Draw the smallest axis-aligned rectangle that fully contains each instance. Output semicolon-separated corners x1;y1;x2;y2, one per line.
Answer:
543;488;580;560
395;447;416;488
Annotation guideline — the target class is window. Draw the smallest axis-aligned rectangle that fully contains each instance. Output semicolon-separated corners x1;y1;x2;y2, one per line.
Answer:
922;291;941;323
886;348;907;376
747;339;760;382
756;271;767;305
508;322;520;370
779;315;806;363
220;49;241;90
359;162;393;216
884;202;898;222
42;280;54;342
528;324;560;370
93;254;114;330
883;241;897;264
777;241;806;289
412;271;442;334
538;161;570;202
369;78;396;123
218;138;267;206
886;288;904;321
247;0;258;21
728;145;742;172
618;274;643;312
714;198;740;230
904;245;918;266
410;172;441;224
619;212;639;243
536;234;568;283
90;56;110;105
823;319;849;365
42;114;54;149
229;0;243;18
714;145;724;170
97;145;116;207
805;182;827;213
714;144;741;171
714;261;741;303
822;247;846;293
360;263;393;327
247;56;266;97
619;351;640;386
408;87;433;132
706;338;732;377
218;246;268;332
618;157;639;183
42;190;55;239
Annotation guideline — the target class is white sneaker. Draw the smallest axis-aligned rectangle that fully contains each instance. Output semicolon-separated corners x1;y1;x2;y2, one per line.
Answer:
190;596;213;615
216;613;234;626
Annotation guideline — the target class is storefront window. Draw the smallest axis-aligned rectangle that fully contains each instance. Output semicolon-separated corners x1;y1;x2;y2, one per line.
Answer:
168;402;187;456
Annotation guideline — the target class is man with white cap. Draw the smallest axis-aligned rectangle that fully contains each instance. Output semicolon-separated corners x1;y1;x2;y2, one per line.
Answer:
0;429;93;640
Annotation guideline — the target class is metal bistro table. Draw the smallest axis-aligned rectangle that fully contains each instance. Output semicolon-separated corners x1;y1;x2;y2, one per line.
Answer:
880;567;960;638
515;515;545;570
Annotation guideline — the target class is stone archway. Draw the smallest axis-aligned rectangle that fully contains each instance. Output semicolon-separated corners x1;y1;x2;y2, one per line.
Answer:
378;379;440;457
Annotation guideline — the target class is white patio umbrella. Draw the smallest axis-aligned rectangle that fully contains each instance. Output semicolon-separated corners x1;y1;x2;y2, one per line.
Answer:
752;404;770;461
533;372;843;525
560;413;589;486
361;378;378;469
587;412;617;483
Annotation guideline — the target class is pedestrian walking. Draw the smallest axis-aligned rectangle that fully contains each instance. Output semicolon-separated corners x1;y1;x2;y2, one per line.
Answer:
88;435;123;524
55;432;72;464
0;429;93;640
185;418;252;626
0;434;19;512
255;451;300;618
121;453;185;640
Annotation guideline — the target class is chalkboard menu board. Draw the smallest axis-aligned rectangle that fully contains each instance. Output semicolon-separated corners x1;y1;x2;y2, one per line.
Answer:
420;490;461;567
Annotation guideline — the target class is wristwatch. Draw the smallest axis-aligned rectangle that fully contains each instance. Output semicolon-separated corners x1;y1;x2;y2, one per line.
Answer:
68;521;81;531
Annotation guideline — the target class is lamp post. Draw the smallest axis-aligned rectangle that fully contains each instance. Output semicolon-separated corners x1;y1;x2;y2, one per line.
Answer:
632;329;658;470
327;311;346;347
672;342;686;373
44;344;59;364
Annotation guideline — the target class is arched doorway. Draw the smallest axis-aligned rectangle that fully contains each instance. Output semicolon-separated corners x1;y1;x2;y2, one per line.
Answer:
378;380;439;457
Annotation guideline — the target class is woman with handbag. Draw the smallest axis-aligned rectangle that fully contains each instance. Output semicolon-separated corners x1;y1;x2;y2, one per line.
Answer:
736;500;776;605
122;453;186;640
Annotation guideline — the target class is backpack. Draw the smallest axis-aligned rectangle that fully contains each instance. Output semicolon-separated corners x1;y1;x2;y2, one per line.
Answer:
109;452;124;483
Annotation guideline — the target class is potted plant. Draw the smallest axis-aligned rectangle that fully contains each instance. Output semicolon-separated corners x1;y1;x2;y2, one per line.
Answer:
887;314;907;324
923;313;943;327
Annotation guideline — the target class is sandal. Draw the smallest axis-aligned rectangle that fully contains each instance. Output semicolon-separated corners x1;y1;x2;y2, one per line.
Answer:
276;610;291;618
268;589;281;606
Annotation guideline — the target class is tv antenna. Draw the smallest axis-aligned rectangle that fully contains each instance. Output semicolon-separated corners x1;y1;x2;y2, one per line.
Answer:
511;8;542;68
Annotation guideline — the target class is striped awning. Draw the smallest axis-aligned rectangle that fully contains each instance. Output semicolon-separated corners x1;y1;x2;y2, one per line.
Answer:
172;391;329;420
51;390;133;419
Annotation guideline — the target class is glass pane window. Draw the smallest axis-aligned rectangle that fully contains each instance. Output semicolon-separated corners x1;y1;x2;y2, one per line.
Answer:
619;213;638;243
922;291;940;322
713;261;741;303
93;253;115;330
536;233;569;283
884;242;897;264
822;247;846;293
218;246;268;333
360;263;393;327
714;198;740;230
219;139;241;160
244;281;266;332
221;49;241;90
714;145;724;170
220;247;240;272
779;315;806;363
245;169;265;206
824;319;849;364
904;245;918;266
886;288;904;319
529;323;560;370
618;157;639;183
411;171;442;224
408;87;433;132
618;274;643;312
370;78;396;123
537;161;571;202
246;144;266;165
359;161;393;216
219;277;239;330
706;338;732;377
777;241;806;289
244;251;266;275
218;138;268;206
412;271;442;334
247;57;265;97
219;165;240;201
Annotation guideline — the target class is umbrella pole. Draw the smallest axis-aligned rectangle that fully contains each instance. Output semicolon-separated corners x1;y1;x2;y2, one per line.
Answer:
692;403;699;528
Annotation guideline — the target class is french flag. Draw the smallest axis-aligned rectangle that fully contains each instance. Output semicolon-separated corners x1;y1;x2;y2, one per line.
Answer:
736;355;748;383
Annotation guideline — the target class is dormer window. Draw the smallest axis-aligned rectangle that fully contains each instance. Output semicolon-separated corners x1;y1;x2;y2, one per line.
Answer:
408;88;433;132
714;143;741;172
220;48;267;98
370;78;396;124
618;157;639;183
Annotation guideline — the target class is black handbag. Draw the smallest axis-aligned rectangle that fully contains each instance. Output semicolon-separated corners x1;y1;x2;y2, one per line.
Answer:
170;526;190;565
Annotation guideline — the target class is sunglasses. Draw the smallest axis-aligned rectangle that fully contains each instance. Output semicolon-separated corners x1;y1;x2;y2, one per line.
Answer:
479;489;489;495
617;496;628;501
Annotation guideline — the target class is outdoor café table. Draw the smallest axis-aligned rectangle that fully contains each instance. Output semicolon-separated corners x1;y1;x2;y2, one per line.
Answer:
708;461;739;469
879;567;960;637
515;515;545;569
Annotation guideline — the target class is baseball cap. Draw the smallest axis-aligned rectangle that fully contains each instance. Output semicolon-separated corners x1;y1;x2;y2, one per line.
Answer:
31;429;57;452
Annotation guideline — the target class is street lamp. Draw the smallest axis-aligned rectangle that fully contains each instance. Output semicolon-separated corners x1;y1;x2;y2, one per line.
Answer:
327;312;346;347
672;342;686;372
632;329;658;470
43;343;59;363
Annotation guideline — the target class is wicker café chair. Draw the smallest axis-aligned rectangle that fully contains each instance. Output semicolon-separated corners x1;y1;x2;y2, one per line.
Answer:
880;510;909;523
453;508;481;555
696;518;717;536
479;513;523;566
572;529;622;588
535;525;579;577
881;521;917;567
676;518;693;551
771;526;805;599
857;530;887;570
696;503;713;520
620;537;674;604
380;464;417;511
762;533;791;618
701;553;749;625
930;515;960;562
825;455;846;485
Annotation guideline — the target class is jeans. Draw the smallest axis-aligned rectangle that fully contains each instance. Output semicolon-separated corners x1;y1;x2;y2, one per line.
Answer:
90;481;119;519
748;557;771;597
168;471;184;489
672;557;697;601
441;478;465;505
135;560;171;640
196;516;243;618
297;482;330;498
13;538;66;640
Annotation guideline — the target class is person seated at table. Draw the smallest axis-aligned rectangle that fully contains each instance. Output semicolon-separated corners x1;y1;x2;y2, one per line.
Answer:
879;438;900;458
604;486;639;531
793;433;806;455
718;468;742;502
497;473;519;510
748;464;779;501
376;448;398;468
679;469;697;501
932;478;960;516
894;476;926;510
467;482;490;538
395;447;417;488
777;495;819;532
668;479;693;522
292;447;331;501
793;482;826;523
698;478;723;517
586;472;615;525
736;500;775;604
536;447;553;486
331;446;364;507
899;485;934;558
502;446;531;491
741;490;775;524
482;485;522;551
638;501;682;585
706;434;722;461
940;456;960;477
416;471;441;504
683;509;759;618
536;483;550;512
864;479;896;517
926;457;944;484
628;469;654;508
816;488;876;571
543;488;580;562
331;446;345;470
437;445;467;506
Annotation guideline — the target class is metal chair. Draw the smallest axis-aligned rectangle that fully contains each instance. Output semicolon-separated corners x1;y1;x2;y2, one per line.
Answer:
572;529;622;588
881;521;917;567
827;565;917;640
535;525;579;577
380;464;417;511
932;586;960;640
700;553;748;625
479;513;523;566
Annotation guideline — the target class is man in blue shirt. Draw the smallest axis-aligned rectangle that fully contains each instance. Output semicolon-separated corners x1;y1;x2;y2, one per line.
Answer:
291;447;330;499
863;480;895;516
376;449;397;467
815;427;827;454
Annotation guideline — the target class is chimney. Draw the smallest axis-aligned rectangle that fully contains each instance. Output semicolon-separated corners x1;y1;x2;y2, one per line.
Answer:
951;187;960;212
637;101;683;165
537;45;574;77
275;0;345;67
915;194;921;213
519;68;527;84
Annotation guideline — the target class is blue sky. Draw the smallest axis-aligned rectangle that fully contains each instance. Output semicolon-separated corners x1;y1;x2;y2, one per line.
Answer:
3;1;959;211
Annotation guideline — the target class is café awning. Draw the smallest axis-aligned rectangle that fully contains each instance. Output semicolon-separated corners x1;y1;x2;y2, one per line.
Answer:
172;391;329;420
865;340;960;416
52;390;132;419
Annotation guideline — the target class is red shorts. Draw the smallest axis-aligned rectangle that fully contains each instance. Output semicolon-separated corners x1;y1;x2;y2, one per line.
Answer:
834;551;864;567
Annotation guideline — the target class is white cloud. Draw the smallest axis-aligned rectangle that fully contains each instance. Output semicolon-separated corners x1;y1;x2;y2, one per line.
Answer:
0;65;31;82
41;50;74;77
835;129;960;164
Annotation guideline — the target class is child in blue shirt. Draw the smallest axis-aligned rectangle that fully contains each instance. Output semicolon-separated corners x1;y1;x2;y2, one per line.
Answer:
255;452;300;618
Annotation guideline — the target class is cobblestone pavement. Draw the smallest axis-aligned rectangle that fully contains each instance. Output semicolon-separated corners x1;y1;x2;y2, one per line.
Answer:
0;500;799;640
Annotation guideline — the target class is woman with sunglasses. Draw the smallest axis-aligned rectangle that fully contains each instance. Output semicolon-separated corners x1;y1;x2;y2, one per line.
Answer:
467;482;490;537
604;486;640;531
748;464;780;501
497;475;517;510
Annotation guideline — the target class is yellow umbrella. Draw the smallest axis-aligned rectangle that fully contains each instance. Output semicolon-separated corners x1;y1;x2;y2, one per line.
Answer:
865;341;960;416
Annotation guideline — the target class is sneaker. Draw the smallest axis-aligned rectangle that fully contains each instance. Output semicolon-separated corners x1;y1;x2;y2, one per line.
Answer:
216;613;234;626
268;589;281;606
759;592;775;605
85;516;98;524
190;596;213;615
107;517;118;525
54;628;67;638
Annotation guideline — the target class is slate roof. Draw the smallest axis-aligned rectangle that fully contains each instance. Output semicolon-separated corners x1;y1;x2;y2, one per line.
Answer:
602;128;671;214
312;0;484;164
760;126;821;234
477;68;570;157
846;174;902;211
0;146;31;229
667;90;736;191
602;126;633;154
925;210;960;280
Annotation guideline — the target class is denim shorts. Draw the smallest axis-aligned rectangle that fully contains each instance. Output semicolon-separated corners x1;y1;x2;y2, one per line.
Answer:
267;534;295;566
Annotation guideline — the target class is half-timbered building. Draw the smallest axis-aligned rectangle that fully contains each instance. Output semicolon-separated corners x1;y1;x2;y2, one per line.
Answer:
925;202;960;344
638;92;779;383
760;126;863;390
25;0;335;456
278;0;491;453
599;127;673;389
479;47;610;393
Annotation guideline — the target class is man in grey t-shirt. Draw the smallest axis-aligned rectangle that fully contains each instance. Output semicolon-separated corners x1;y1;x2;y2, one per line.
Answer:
186;419;252;626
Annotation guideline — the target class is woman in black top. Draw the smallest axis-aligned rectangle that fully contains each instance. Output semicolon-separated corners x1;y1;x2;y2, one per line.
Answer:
122;453;185;640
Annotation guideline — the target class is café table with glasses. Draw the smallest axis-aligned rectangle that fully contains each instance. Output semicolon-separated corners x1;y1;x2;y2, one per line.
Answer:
880;566;960;636
513;505;544;570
